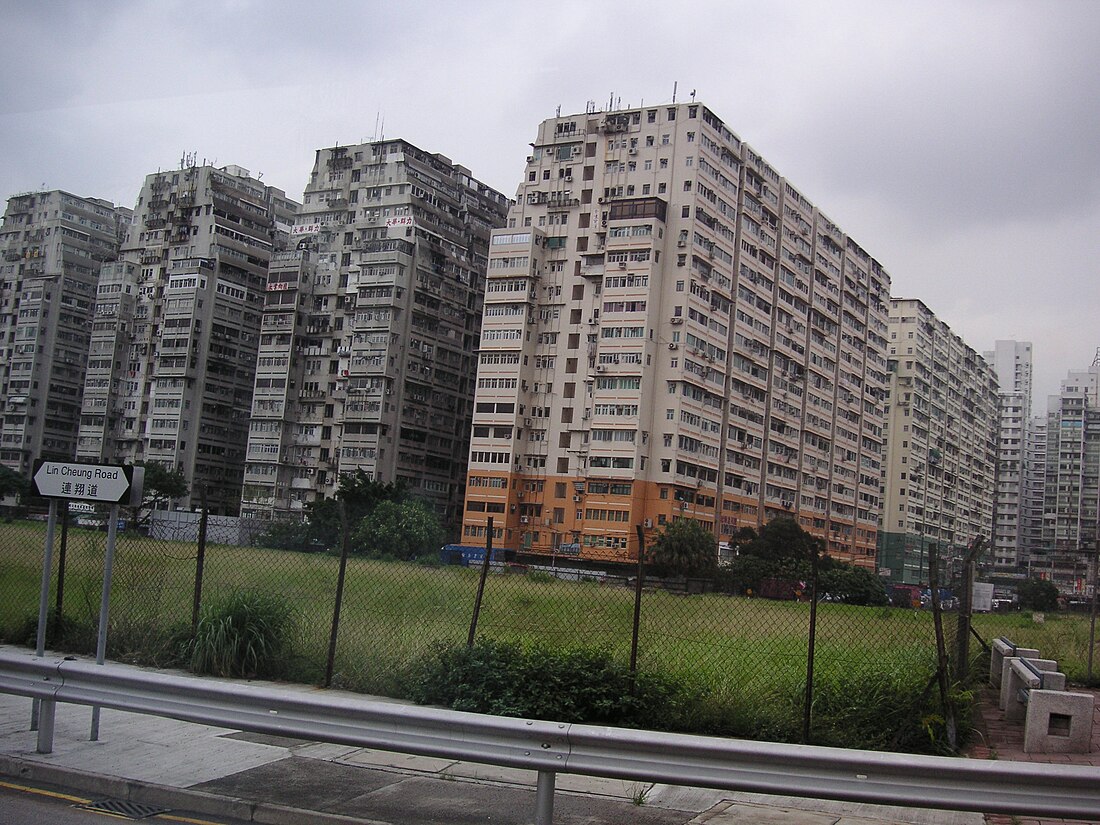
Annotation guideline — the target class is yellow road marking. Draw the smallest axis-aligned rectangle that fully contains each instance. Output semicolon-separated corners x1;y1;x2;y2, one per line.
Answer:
0;778;232;824
0;779;90;803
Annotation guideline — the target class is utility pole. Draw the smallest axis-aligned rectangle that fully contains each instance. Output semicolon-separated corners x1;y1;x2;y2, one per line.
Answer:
1088;536;1099;684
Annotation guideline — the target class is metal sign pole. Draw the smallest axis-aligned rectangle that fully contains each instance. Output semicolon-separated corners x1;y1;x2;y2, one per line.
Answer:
31;499;58;741
90;503;121;741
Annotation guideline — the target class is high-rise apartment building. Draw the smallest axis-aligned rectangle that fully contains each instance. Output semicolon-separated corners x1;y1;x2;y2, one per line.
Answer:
77;161;298;514
239;141;510;527
878;299;998;585
461;103;892;567
1020;413;1047;577
0;191;129;473
984;340;1033;573
1037;361;1100;594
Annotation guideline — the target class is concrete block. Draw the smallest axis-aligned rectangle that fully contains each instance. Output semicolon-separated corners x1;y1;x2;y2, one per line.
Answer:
1023;690;1095;754
990;641;1038;688
1000;657;1056;714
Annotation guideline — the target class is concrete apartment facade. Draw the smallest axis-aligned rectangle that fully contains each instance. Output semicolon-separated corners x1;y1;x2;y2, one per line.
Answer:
239;141;510;529
1020;413;1047;578
1037;363;1100;594
878;298;999;586
984;340;1033;573
0;191;129;473
461;102;892;568
76;162;298;514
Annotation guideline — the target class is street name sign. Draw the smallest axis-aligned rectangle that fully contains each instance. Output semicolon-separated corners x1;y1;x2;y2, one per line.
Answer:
31;460;143;505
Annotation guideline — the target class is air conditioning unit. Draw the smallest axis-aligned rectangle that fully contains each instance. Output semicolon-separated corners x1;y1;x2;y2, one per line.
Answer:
524;418;533;426
628;148;637;155
644;518;653;528
573;495;582;502
670;318;683;325
677;240;686;248
595;364;605;372
520;516;529;524
618;262;627;269
668;342;678;350
588;318;598;325
517;492;525;499
341;369;349;376
597;197;606;203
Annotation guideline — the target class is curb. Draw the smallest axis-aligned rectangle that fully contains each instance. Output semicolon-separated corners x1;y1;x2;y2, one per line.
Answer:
0;754;385;825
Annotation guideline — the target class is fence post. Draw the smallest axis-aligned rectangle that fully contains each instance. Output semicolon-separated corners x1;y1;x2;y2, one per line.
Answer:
90;503;121;742
467;516;494;648
1088;538;1098;685
929;546;957;750
630;524;647;677
55;501;69;616
191;485;208;636
324;499;351;687
954;537;983;684
31;499;58;737
802;539;820;744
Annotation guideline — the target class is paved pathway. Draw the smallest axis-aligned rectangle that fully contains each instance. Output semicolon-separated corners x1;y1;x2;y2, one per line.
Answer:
966;685;1100;825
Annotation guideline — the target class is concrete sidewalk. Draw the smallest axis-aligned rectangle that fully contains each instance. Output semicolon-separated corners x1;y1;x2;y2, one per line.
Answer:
0;657;986;825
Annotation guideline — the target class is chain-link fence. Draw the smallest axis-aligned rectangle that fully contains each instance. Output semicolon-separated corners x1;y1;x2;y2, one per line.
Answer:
1;504;1095;752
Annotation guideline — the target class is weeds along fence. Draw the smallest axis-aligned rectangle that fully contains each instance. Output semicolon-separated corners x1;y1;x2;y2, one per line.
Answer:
0;504;1094;753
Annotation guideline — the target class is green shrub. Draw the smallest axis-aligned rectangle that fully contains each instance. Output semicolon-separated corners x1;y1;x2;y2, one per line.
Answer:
17;609;96;653
189;590;294;678
409;638;686;729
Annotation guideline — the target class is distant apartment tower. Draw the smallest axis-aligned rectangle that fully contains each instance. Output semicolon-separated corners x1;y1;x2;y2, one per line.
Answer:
77;162;298;514
461;102;892;567
983;340;1033;573
878;299;998;585
239;141;510;527
0;191;129;473
1037;361;1100;594
1020;414;1047;576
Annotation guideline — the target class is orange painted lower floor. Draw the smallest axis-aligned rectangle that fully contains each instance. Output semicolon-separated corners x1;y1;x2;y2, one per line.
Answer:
462;470;877;569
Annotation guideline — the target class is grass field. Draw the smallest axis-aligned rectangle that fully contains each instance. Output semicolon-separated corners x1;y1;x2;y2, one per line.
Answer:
1;519;1096;750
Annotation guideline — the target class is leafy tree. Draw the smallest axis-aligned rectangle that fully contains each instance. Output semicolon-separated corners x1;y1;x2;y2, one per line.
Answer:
134;462;189;523
739;516;815;563
646;518;717;578
1017;577;1059;611
0;465;30;501
353;498;445;560
305;472;408;549
818;560;888;606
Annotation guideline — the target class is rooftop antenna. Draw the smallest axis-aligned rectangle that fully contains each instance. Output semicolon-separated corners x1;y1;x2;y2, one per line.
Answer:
556;104;561;118
608;91;614;110
672;81;678;103
690;88;697;102
373;111;381;142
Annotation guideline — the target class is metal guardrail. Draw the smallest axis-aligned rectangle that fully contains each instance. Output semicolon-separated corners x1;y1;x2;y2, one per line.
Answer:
2;649;1099;823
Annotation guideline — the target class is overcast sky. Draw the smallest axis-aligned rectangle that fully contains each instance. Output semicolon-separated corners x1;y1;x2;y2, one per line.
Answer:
2;0;1097;403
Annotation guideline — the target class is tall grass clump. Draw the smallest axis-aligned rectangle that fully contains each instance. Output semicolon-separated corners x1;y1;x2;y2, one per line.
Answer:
189;590;294;679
